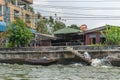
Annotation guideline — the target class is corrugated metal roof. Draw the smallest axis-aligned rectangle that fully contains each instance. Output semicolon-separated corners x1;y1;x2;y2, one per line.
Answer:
54;27;80;34
35;33;56;40
0;22;6;32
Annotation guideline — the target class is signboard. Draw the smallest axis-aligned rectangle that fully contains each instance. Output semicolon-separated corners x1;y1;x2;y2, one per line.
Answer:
80;24;87;31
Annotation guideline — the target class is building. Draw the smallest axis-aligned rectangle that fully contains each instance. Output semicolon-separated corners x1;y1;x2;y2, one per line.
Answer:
83;26;106;45
52;25;108;46
0;0;36;29
30;33;56;47
52;27;83;46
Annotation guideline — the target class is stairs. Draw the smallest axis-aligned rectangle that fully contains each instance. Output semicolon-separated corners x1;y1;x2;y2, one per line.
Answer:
66;47;83;58
66;47;91;65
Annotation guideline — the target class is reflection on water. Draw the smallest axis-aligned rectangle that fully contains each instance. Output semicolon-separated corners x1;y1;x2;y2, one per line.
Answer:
0;63;120;80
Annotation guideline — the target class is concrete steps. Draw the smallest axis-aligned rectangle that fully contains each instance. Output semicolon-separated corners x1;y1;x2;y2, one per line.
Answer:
66;47;91;65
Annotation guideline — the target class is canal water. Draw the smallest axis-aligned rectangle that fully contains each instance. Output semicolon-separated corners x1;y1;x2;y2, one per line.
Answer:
0;63;120;80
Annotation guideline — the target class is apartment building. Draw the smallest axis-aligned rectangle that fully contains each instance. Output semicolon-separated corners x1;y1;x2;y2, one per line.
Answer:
0;0;37;30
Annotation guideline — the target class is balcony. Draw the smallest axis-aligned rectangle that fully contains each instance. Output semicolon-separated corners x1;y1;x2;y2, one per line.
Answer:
21;0;33;4
14;15;20;20
26;18;31;23
14;10;20;20
7;2;35;28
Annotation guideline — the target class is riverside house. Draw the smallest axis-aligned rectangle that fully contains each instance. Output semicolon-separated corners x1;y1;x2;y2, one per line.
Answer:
52;27;83;46
52;25;117;46
82;25;107;45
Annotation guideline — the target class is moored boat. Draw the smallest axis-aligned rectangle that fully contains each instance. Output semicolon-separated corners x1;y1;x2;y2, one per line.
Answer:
0;58;58;66
109;57;120;67
26;58;58;66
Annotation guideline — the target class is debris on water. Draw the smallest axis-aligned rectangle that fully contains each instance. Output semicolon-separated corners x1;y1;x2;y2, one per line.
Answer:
73;63;83;66
91;58;112;67
101;65;111;68
91;59;102;67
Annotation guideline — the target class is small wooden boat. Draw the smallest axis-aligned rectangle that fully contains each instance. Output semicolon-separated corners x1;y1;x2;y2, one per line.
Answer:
109;57;120;67
0;59;27;64
0;58;57;66
26;58;57;66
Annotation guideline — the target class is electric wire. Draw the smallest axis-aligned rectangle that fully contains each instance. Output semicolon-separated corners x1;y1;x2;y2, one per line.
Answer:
3;14;120;21
34;5;120;10
38;0;120;2
34;9;120;17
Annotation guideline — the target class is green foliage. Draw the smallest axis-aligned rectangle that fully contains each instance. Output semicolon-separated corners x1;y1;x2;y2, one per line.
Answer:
53;21;66;32
6;19;33;47
36;15;66;34
36;18;49;34
37;12;41;19
8;0;15;4
103;25;120;45
28;6;34;13
69;24;79;30
91;43;107;46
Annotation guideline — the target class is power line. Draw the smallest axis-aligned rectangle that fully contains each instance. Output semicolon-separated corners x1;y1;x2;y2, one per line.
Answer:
65;18;120;20
38;0;120;2
34;9;120;17
33;4;120;10
3;13;120;21
5;13;120;18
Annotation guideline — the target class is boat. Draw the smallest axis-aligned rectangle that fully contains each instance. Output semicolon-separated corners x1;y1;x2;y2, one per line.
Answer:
0;57;57;66
26;58;58;66
108;57;120;67
0;58;27;64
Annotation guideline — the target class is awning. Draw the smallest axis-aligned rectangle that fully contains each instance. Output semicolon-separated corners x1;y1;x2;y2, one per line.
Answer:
0;22;36;33
0;22;6;32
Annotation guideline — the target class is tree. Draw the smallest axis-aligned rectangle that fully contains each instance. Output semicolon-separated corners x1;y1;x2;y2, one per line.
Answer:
8;0;15;4
48;16;66;33
6;19;33;47
36;17;49;34
103;25;120;45
36;14;66;34
69;24;79;30
53;21;66;32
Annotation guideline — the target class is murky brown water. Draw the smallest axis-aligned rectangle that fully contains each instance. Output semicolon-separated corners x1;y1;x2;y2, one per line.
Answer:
0;63;120;80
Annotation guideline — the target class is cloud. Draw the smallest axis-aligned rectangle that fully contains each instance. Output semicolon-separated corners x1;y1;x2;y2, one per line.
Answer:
33;0;63;17
33;0;48;5
48;8;63;16
33;0;120;28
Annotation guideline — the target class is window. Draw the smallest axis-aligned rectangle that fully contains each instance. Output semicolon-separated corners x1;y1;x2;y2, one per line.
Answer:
26;14;31;23
89;38;96;44
100;35;106;44
0;5;2;16
14;10;19;19
100;37;106;44
89;34;96;44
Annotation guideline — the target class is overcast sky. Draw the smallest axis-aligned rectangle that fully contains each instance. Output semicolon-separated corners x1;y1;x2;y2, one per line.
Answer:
33;0;120;29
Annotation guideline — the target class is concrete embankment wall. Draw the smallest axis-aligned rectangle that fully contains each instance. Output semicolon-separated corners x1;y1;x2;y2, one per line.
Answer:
0;46;119;62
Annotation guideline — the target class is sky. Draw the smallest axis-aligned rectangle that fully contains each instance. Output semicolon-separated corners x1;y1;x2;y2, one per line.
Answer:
33;0;120;29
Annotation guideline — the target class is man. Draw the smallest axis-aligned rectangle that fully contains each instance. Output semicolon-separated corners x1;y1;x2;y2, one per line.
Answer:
83;51;91;60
